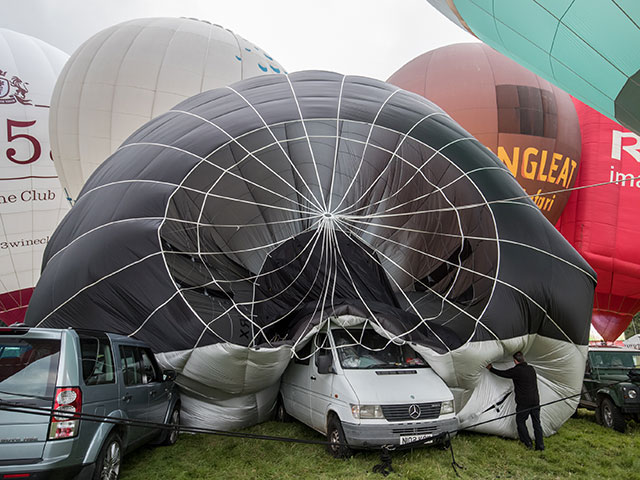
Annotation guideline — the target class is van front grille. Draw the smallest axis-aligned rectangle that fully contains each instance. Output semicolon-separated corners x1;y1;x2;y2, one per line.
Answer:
391;424;439;435
381;402;441;421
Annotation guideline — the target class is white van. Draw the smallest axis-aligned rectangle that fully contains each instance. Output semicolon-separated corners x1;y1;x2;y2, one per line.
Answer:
278;319;458;457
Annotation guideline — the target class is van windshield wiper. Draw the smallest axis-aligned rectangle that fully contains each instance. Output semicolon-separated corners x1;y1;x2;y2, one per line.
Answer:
364;363;400;369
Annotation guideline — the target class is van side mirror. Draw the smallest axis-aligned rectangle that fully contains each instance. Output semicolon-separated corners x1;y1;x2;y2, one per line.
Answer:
317;354;335;374
163;369;177;382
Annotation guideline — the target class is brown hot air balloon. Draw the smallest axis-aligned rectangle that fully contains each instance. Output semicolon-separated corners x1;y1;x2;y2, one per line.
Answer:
388;42;581;224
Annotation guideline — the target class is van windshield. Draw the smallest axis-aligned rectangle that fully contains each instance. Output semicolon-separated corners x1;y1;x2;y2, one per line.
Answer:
332;328;427;369
0;338;60;406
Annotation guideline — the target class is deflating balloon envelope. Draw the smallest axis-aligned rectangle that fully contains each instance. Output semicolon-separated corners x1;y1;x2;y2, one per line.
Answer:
27;71;596;436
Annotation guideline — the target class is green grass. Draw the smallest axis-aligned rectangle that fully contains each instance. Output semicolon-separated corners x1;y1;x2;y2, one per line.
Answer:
121;410;640;480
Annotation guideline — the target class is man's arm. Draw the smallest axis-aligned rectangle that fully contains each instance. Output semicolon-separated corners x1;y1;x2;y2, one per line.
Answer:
488;365;516;378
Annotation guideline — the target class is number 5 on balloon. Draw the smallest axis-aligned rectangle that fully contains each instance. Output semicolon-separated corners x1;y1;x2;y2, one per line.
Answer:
6;118;41;165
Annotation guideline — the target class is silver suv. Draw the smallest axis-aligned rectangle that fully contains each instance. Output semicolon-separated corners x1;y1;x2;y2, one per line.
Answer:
0;326;180;479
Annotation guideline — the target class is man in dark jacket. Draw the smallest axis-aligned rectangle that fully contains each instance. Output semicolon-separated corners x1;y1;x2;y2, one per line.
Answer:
487;351;544;451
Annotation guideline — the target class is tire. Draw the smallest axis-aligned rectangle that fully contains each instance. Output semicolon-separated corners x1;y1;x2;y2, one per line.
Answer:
326;415;352;458
93;432;122;480
162;405;180;446
600;397;626;433
275;395;291;422
594;404;603;425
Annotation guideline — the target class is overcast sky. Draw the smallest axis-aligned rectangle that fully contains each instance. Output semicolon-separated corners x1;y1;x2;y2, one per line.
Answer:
0;0;476;81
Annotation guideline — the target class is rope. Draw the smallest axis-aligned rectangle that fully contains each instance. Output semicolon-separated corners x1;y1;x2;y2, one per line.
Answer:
372;446;394;476
0;375;633;477
0;400;340;447
447;431;464;477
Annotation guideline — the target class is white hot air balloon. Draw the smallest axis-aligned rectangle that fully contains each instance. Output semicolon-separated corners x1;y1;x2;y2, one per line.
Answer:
0;28;69;325
50;17;286;205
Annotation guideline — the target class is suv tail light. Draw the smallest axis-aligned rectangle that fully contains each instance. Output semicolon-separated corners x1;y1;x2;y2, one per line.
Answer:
49;387;82;439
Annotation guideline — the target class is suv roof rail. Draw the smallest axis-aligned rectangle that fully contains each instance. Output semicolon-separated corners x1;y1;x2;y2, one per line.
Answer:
0;325;128;339
73;327;125;337
0;326;30;335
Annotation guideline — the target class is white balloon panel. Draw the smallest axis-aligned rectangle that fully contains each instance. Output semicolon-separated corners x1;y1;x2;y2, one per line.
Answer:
0;28;69;323
50;17;286;205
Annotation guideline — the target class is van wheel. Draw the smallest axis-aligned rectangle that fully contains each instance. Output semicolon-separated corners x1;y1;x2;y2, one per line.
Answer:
275;395;291;422
327;415;352;458
94;432;122;480
600;397;626;432
162;405;180;446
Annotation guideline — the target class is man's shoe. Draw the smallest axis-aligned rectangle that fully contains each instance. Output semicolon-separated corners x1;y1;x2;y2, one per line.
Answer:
535;445;545;451
523;443;533;450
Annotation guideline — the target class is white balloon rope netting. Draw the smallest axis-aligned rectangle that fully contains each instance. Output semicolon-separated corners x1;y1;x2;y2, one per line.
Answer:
37;76;596;361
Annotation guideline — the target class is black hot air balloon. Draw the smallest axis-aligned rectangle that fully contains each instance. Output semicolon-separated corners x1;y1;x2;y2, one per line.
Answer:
27;71;595;437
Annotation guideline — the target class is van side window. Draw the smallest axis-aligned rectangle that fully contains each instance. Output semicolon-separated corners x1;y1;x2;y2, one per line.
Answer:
120;345;143;386
293;341;312;365
140;348;160;384
79;335;115;385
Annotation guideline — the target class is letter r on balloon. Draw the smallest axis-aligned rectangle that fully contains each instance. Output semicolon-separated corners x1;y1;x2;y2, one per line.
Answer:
611;130;640;163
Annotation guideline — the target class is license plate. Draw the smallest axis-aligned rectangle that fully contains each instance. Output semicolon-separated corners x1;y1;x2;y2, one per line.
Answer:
399;434;433;445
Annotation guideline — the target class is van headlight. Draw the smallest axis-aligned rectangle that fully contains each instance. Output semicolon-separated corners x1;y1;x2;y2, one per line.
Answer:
628;389;637;399
440;400;454;415
351;404;384;419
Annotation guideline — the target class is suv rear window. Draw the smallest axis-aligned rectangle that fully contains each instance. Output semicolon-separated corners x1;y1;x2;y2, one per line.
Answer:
0;338;60;405
80;334;115;385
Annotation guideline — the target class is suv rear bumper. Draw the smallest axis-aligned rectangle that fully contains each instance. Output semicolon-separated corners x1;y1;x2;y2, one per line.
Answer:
341;417;459;448
0;462;94;480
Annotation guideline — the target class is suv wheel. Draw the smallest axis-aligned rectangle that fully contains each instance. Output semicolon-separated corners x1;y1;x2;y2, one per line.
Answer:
600;397;626;432
162;405;181;446
94;432;122;480
594;403;603;425
326;415;352;458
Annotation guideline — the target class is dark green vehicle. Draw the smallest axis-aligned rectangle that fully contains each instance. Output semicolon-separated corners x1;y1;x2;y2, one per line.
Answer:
579;346;640;432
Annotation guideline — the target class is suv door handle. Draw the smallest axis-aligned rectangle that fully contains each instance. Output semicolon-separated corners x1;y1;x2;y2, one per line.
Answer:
310;376;317;381
122;393;132;402
150;390;156;397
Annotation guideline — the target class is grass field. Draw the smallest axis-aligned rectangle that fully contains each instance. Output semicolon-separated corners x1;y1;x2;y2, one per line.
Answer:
121;410;640;480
